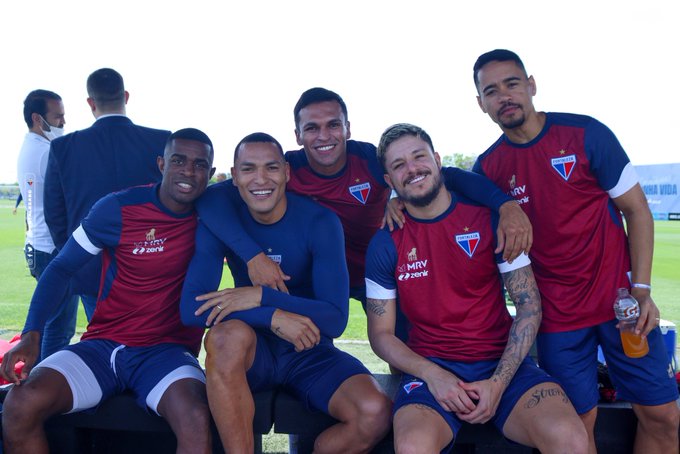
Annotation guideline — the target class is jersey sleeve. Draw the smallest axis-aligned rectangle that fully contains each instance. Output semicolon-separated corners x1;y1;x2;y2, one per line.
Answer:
79;194;124;249
22;235;99;335
365;229;398;300
259;210;350;338
584;119;636;196
24;194;123;334
194;181;264;263
442;167;512;211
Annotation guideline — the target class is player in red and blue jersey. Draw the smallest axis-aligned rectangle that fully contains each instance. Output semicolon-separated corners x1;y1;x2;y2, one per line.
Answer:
472;49;679;452
197;88;533;314
181;133;391;454
1;129;218;454
365;123;586;453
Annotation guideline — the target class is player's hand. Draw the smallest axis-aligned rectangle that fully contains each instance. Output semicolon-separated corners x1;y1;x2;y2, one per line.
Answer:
422;365;477;414
247;252;290;293
0;331;40;385
270;309;320;352
381;197;405;232
630;289;659;337
496;201;532;263
195;286;263;326
457;379;504;424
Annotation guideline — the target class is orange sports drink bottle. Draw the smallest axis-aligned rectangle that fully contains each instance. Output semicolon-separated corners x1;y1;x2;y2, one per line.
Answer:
613;288;649;358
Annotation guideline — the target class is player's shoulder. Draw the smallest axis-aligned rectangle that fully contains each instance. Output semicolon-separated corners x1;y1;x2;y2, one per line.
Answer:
288;192;341;224
548;112;616;142
288;192;334;215
477;134;506;162
547;112;598;129
284;148;308;169
346;140;377;159
110;183;156;205
201;180;236;199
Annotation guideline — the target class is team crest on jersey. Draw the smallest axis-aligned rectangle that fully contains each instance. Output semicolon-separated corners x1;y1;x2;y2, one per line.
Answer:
349;182;371;204
455;232;480;258
403;381;424;394
551;154;576;181
267;254;282;264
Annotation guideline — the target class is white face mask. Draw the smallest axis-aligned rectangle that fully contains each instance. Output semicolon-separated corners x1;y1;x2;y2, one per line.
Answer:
41;116;64;141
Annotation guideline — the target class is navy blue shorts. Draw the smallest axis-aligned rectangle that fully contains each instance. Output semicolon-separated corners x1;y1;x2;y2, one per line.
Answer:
393;356;556;448
247;333;369;413
37;339;205;415
537;319;678;414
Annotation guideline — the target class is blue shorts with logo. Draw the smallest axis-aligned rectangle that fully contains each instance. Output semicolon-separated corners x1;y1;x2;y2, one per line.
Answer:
393;356;557;449
247;332;369;413
37;339;205;415
537;319;678;414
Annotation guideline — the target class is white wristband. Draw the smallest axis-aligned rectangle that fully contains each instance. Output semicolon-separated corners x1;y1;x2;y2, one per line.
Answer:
632;283;652;290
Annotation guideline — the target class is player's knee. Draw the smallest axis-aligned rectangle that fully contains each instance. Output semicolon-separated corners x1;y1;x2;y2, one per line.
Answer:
355;391;392;438
172;399;212;445
204;319;255;358
636;402;680;434
394;429;437;454
2;385;50;434
540;420;588;454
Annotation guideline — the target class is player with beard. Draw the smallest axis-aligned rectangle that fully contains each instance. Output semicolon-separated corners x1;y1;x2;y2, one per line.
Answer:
365;123;586;453
472;49;679;453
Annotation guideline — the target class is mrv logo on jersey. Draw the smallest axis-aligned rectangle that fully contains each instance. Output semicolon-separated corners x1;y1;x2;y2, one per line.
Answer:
133;229;167;255
398;249;430;281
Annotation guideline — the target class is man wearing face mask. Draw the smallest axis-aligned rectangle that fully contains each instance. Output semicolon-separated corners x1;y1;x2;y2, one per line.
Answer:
17;89;80;360
44;68;171;321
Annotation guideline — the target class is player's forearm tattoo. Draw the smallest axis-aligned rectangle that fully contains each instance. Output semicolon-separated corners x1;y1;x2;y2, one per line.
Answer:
366;298;388;317
524;387;570;409
274;326;283;337
492;266;541;387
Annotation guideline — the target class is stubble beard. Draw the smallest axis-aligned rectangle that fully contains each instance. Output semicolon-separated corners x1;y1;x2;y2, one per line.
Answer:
401;172;444;208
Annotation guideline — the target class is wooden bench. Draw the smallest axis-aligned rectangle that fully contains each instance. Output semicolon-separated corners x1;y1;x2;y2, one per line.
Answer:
2;373;649;453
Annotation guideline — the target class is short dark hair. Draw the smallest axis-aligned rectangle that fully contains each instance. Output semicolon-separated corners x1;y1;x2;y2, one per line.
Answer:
23;89;61;128
234;132;284;163
165;128;214;162
86;68;126;109
293;87;348;130
473;49;527;91
377;123;435;172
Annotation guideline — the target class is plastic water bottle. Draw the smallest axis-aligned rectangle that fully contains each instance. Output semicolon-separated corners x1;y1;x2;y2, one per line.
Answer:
613;288;649;358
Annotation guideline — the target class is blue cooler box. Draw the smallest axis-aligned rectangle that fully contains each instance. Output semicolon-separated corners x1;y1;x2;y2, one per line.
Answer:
659;319;677;372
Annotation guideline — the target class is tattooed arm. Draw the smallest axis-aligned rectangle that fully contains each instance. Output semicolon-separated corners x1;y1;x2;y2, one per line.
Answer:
458;264;542;423
367;297;477;415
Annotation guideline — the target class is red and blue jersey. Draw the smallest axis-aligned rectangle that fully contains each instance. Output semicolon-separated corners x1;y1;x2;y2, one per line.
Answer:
473;113;636;333
24;184;204;355
286;140;390;288
365;193;528;361
286;140;513;289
